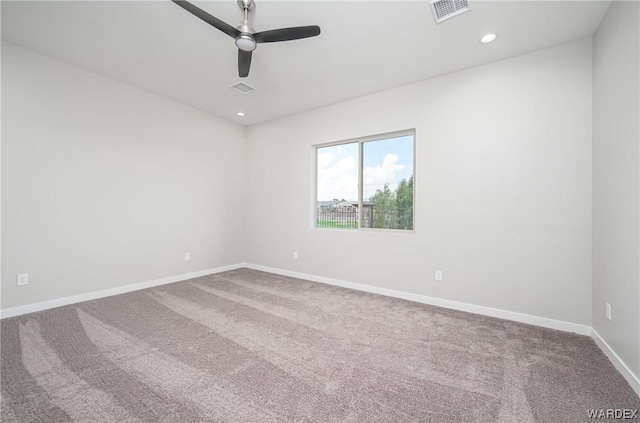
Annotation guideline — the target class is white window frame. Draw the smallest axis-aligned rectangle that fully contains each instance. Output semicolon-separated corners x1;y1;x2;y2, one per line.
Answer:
314;128;416;232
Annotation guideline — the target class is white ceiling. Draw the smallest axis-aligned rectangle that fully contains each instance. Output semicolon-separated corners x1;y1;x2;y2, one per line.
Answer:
2;0;610;126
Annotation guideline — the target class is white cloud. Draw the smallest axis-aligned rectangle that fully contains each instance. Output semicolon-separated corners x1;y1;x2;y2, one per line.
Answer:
317;152;408;201
317;152;334;170
363;154;404;199
317;154;358;201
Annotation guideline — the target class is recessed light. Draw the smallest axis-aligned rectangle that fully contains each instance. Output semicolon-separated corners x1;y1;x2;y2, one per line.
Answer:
480;33;498;44
237;112;245;117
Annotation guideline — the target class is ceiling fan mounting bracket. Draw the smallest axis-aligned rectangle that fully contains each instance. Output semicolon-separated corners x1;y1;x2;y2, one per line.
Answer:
237;0;255;12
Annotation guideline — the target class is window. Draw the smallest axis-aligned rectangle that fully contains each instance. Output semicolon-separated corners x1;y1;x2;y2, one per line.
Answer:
316;130;414;231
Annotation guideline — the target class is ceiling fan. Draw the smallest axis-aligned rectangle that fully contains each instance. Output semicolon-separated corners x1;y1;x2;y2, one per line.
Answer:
172;0;321;78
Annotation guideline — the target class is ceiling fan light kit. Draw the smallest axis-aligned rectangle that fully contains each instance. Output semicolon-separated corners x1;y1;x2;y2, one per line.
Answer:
235;34;257;52
172;0;321;78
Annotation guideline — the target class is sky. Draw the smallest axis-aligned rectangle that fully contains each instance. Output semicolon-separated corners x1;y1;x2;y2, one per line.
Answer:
317;135;413;202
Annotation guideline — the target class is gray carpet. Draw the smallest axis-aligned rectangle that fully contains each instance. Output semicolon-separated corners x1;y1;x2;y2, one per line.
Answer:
1;268;638;422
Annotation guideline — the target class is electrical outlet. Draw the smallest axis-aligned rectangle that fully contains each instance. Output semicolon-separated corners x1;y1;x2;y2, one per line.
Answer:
184;252;190;261
605;303;611;321
293;251;299;260
17;273;29;286
435;270;443;281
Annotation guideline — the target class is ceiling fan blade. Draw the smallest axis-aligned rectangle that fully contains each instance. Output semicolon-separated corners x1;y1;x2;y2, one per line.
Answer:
172;0;240;39
253;26;321;44
238;49;253;77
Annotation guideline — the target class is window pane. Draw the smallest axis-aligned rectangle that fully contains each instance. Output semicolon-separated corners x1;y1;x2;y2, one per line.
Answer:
316;143;359;229
363;135;414;230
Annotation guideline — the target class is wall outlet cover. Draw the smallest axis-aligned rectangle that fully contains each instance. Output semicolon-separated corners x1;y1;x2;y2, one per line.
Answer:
17;273;29;286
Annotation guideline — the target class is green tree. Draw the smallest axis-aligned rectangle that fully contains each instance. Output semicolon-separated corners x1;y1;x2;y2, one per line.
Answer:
395;176;413;230
369;184;397;229
369;176;413;230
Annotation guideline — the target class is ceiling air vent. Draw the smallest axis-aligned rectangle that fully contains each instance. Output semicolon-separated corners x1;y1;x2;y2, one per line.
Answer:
229;82;255;94
429;0;470;24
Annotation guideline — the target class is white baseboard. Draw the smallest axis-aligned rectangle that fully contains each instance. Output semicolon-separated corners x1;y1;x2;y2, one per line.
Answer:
591;328;640;396
0;263;245;319
244;263;592;336
1;262;592;336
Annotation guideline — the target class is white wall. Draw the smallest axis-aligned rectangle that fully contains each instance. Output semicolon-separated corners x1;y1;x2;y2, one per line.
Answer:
592;1;640;379
246;39;593;326
1;42;246;309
